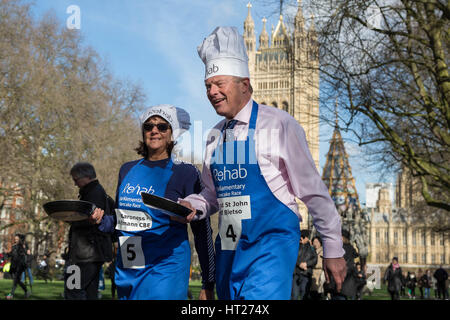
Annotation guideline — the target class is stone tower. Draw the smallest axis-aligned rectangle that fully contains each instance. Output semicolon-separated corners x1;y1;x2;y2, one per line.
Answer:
243;0;320;168
321;106;369;265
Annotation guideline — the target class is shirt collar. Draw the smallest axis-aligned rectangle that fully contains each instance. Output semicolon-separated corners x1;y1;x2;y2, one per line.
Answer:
231;98;253;125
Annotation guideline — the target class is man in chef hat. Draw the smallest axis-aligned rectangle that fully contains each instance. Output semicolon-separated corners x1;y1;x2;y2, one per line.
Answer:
180;26;347;300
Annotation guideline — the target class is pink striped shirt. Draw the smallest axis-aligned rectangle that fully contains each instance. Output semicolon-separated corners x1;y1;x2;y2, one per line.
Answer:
184;99;344;258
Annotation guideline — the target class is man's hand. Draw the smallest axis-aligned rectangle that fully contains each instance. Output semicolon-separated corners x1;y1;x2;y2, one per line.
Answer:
89;208;104;224
299;262;307;270
198;289;215;300
323;257;347;293
169;200;197;224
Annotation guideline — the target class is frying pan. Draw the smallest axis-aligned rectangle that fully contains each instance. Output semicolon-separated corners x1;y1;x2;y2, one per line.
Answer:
141;192;200;218
43;200;96;222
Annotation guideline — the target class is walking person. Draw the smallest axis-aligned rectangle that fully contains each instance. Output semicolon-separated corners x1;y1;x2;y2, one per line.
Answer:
355;263;366;300
21;249;34;293
65;162;114;300
92;104;216;300
383;257;404;300
406;271;417;299
417;269;424;299
421;269;432;299
180;25;346;300
310;236;326;300
433;266;448;300
6;234;30;299
325;229;359;300
291;230;317;300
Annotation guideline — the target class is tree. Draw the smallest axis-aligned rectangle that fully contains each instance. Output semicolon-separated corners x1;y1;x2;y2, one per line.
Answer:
313;0;449;212
0;0;146;254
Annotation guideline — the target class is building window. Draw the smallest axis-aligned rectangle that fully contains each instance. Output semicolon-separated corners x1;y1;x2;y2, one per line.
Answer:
385;231;389;244
376;253;380;263
403;230;407;245
413;254;417;263
422;254;426;263
394;231;398;245
441;254;445;264
431;233;435;246
376;231;380;245
412;230;417;246
403;253;408;263
422;230;426;246
440;234;444;246
431;254;436;264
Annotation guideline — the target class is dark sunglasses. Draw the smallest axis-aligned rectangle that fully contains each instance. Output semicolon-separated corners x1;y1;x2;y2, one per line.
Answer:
143;123;170;132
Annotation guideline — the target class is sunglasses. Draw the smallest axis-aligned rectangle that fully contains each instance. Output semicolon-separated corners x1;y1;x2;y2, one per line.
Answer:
143;123;170;132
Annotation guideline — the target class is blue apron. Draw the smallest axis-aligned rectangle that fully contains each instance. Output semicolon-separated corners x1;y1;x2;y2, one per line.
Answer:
210;101;301;300
114;158;190;300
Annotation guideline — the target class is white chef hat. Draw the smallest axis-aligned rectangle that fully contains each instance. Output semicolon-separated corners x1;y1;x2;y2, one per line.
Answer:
140;104;191;140
197;26;250;80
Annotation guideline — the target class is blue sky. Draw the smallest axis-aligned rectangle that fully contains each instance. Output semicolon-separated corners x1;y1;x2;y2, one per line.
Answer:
29;0;396;205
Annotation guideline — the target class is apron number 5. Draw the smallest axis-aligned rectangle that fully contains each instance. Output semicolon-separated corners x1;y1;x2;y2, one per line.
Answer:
226;224;237;242
119;236;145;269
126;243;137;261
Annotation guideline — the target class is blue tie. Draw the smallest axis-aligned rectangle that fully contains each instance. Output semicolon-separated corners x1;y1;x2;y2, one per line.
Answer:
223;119;237;142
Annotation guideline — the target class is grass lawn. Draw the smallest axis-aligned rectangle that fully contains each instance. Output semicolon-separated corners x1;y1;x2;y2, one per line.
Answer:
0;277;439;300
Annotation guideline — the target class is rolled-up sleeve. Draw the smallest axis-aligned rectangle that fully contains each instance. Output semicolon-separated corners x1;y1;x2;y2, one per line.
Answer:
281;117;344;259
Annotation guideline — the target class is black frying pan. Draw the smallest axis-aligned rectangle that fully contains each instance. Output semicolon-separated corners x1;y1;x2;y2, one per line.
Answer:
141;193;200;218
43;200;95;222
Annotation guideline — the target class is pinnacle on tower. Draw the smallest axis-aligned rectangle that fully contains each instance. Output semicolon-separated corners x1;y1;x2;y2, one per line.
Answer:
259;17;269;49
243;1;256;52
295;0;305;33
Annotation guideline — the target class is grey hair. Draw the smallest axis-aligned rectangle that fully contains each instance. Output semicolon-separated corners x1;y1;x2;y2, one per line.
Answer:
70;162;97;179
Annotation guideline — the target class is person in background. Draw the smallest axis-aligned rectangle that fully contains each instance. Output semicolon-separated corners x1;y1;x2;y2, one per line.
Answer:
433;265;448;300
66;162;113;300
421;269;432;299
107;240;118;299
6;234;30;299
310;235;325;300
406;271;417;299
417;268;424;299
291;230;317;300
21;248;34;293
400;271;407;298
355;262;366;300
384;257;404;300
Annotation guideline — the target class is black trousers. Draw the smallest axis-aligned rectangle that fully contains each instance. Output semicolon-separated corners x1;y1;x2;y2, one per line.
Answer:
11;269;27;295
65;262;102;300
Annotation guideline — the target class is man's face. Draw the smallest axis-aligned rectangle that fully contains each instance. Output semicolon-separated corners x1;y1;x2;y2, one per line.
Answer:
205;75;249;119
72;174;90;188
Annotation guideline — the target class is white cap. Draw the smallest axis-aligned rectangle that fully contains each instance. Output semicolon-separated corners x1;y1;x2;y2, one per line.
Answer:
197;26;250;80
140;104;191;140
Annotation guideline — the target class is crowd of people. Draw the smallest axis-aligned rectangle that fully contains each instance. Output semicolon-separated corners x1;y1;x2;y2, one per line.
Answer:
291;229;367;300
291;230;449;301
384;259;449;300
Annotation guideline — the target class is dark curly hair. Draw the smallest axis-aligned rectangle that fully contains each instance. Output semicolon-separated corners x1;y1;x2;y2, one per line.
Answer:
135;140;175;159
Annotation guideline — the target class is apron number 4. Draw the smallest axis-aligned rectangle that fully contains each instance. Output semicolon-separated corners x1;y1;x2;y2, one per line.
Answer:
226;224;237;242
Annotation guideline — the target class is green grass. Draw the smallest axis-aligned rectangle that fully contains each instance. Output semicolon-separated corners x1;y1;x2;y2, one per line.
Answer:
0;277;439;300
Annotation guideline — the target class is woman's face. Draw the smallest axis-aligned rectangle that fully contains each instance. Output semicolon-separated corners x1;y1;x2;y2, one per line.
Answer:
143;116;172;156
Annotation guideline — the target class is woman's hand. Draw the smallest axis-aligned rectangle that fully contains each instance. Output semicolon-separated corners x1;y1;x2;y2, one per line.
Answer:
89;208;105;224
169;200;197;224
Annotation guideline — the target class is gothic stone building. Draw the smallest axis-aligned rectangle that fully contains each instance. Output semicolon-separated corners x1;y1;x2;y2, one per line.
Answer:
243;2;319;228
